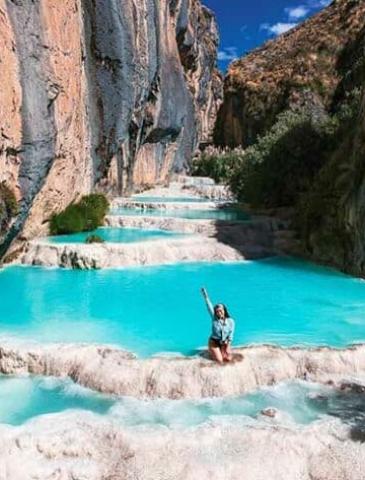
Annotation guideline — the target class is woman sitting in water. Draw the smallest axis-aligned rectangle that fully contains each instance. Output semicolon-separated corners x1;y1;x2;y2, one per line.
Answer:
201;287;235;364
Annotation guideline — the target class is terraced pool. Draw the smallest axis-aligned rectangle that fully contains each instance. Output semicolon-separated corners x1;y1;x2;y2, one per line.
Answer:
1;258;365;356
46;227;183;244
131;196;211;203
1;376;362;431
111;207;250;221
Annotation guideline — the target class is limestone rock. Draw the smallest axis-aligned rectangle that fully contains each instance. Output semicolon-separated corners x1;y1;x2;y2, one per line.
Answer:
0;0;221;255
1;410;365;480
2;341;365;399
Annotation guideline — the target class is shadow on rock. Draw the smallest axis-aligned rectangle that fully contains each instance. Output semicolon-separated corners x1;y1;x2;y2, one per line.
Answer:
213;217;278;260
310;382;365;442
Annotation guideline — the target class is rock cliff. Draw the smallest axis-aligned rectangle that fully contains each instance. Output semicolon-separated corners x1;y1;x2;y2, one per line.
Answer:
0;0;221;253
213;0;365;276
215;0;365;147
301;85;365;275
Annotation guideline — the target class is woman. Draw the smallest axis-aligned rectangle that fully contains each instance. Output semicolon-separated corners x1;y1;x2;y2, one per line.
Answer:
201;287;235;364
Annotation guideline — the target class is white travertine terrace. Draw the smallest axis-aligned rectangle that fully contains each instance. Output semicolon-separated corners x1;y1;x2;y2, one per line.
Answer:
111;198;223;210
1;341;365;399
18;236;246;269
1;410;364;480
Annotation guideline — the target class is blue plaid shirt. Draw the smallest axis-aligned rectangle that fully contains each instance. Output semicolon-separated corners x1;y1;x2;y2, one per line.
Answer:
211;317;235;343
204;296;235;343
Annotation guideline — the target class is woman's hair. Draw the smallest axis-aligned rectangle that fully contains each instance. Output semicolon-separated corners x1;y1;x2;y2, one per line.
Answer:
214;303;230;319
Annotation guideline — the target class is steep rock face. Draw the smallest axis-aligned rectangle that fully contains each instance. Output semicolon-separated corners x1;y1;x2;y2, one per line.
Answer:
215;0;365;147
303;87;365;275
0;0;221;252
297;24;365;275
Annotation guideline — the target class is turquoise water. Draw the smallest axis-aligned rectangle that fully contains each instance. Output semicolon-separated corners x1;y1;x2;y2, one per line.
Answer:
111;207;250;221
1;258;365;355
0;375;113;425
131;196;210;203
0;376;358;428
109;381;331;427
47;227;182;244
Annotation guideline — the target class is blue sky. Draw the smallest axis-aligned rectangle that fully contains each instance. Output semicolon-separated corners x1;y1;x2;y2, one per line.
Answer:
204;0;332;71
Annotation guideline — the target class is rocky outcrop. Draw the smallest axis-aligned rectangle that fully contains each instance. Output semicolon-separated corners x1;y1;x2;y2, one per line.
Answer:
215;0;365;147
2;341;365;399
0;0;221;255
19;236;247;269
301;88;365;276
1;409;364;480
295;25;365;276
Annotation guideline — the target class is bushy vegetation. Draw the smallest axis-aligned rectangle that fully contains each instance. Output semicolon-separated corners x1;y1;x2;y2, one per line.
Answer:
50;194;109;235
228;110;343;207
198;88;361;212
191;148;244;184
194;87;362;230
85;234;104;244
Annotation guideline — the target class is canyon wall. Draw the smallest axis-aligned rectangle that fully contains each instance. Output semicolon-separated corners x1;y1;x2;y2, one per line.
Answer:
214;0;365;276
0;0;221;251
215;0;365;147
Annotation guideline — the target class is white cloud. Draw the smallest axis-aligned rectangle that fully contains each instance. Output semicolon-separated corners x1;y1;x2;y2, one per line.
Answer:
285;5;310;20
307;0;331;7
218;46;239;62
260;0;331;39
260;22;297;36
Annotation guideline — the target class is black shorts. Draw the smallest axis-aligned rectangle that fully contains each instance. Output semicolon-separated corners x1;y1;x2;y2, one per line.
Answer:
209;337;225;348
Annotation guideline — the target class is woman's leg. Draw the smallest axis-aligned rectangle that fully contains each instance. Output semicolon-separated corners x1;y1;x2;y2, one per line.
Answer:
208;338;224;364
221;342;233;362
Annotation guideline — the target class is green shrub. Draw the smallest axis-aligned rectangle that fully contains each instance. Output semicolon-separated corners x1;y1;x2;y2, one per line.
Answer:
228;108;351;208
50;194;109;235
191;148;244;184
85;234;104;244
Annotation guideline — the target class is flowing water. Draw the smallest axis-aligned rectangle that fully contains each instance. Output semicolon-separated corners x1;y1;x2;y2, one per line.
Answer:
1;376;363;432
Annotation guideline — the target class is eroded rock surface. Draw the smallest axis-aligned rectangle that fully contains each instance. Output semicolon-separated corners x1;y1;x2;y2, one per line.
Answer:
0;0;221;255
1;342;365;399
19;236;246;269
1;410;364;480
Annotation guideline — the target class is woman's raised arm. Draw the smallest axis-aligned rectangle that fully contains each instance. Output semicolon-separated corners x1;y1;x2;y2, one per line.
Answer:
201;287;214;320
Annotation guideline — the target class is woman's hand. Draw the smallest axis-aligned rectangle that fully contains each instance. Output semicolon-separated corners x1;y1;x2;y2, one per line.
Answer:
201;287;208;298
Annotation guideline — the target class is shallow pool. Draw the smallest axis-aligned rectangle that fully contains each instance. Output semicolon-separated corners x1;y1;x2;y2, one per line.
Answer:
1;376;362;430
1;258;365;355
46;227;182;244
0;376;113;425
111;207;250;221
131;196;210;203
